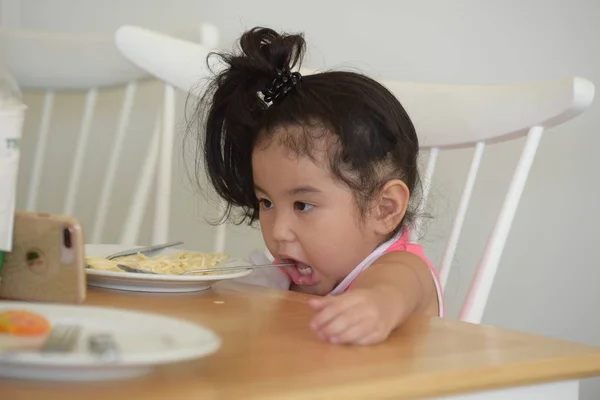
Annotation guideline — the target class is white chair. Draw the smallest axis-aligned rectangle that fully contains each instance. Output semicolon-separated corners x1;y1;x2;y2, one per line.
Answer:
113;25;595;324
384;77;594;323
115;25;227;253
0;24;219;245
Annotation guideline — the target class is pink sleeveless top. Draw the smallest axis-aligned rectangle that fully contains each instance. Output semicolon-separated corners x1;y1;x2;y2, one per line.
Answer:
327;229;445;317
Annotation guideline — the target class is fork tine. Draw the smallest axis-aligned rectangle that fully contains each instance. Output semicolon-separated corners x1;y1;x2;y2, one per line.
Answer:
41;324;81;353
56;325;79;352
62;325;81;352
41;325;64;352
40;326;63;352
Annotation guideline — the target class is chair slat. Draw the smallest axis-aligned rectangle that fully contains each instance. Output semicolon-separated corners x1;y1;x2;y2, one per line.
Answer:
213;202;227;253
63;88;97;216
459;126;544;324
91;81;137;243
119;112;161;245
410;147;439;242
26;90;54;211
439;141;485;289
152;84;176;244
195;23;224;253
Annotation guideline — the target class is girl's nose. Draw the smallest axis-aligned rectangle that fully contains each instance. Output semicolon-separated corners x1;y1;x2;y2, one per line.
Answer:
271;213;296;243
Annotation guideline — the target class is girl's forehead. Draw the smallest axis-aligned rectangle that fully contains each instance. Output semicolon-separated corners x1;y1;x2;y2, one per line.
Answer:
253;130;332;167
251;141;341;193
256;124;336;157
252;140;327;174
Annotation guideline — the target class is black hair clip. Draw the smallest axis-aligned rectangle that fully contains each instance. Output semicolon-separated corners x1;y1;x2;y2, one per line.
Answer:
261;68;302;104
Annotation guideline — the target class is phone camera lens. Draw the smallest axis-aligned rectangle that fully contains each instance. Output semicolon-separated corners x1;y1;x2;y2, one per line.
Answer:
63;228;72;249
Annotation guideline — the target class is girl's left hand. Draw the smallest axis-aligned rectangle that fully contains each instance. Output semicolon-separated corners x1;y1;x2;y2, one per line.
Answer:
308;288;401;345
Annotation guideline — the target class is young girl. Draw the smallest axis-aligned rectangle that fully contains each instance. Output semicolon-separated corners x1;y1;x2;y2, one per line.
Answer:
192;27;444;345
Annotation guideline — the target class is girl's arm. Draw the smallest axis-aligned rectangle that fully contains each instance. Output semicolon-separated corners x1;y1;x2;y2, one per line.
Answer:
308;251;438;345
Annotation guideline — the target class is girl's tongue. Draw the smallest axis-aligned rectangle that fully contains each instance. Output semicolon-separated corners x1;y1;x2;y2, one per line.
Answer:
283;261;317;286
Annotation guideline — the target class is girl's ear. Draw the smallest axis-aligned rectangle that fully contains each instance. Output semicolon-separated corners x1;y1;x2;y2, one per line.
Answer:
371;179;409;236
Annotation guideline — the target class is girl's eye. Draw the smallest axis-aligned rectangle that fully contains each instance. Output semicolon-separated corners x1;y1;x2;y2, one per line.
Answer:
294;202;314;212
258;199;273;210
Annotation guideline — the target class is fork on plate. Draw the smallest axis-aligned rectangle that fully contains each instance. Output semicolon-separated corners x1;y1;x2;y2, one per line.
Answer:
41;324;81;353
40;325;120;361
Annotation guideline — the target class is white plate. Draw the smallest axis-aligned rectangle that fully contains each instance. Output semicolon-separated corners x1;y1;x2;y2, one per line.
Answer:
85;244;253;293
0;301;220;381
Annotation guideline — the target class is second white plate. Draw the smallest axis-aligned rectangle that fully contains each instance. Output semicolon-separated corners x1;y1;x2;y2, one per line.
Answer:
85;244;252;293
0;301;221;381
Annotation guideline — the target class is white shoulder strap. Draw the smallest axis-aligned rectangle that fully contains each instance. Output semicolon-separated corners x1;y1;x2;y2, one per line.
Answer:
328;231;403;296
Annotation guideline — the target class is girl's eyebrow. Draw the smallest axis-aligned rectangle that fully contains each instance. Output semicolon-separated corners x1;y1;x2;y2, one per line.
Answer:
288;186;321;195
254;184;267;195
254;185;321;196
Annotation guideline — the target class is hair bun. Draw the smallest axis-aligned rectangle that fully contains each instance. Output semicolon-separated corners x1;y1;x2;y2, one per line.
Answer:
237;27;306;78
193;27;307;224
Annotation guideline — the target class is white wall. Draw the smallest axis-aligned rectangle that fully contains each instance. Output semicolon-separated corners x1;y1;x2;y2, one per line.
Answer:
6;0;600;397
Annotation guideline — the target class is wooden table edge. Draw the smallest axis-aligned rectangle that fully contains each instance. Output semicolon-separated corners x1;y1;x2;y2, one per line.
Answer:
247;353;600;400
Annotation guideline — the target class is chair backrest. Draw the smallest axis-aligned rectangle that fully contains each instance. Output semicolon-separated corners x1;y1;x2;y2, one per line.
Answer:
113;25;595;324
382;77;594;323
115;25;227;253
0;24;219;246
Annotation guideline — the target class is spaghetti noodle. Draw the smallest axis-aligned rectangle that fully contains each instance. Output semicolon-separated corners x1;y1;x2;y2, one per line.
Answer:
86;251;228;275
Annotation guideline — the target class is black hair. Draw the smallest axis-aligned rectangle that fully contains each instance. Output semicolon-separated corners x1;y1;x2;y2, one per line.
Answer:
189;27;422;236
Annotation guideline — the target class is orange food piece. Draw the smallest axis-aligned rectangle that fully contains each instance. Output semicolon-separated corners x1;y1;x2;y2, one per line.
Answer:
0;310;51;336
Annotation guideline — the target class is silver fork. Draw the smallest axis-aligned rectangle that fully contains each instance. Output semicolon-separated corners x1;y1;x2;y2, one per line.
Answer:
117;262;295;275
106;241;184;260
41;324;81;353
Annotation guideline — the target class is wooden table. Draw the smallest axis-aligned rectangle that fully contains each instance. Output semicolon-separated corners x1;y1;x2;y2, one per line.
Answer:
2;282;600;399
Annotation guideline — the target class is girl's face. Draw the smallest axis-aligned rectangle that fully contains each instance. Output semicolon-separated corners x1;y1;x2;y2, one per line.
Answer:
252;130;385;296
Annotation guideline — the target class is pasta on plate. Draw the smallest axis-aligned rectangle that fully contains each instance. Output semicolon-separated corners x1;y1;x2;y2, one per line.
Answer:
85;251;229;275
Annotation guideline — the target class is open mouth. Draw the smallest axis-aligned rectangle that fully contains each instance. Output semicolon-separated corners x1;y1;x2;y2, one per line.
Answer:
278;258;317;286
